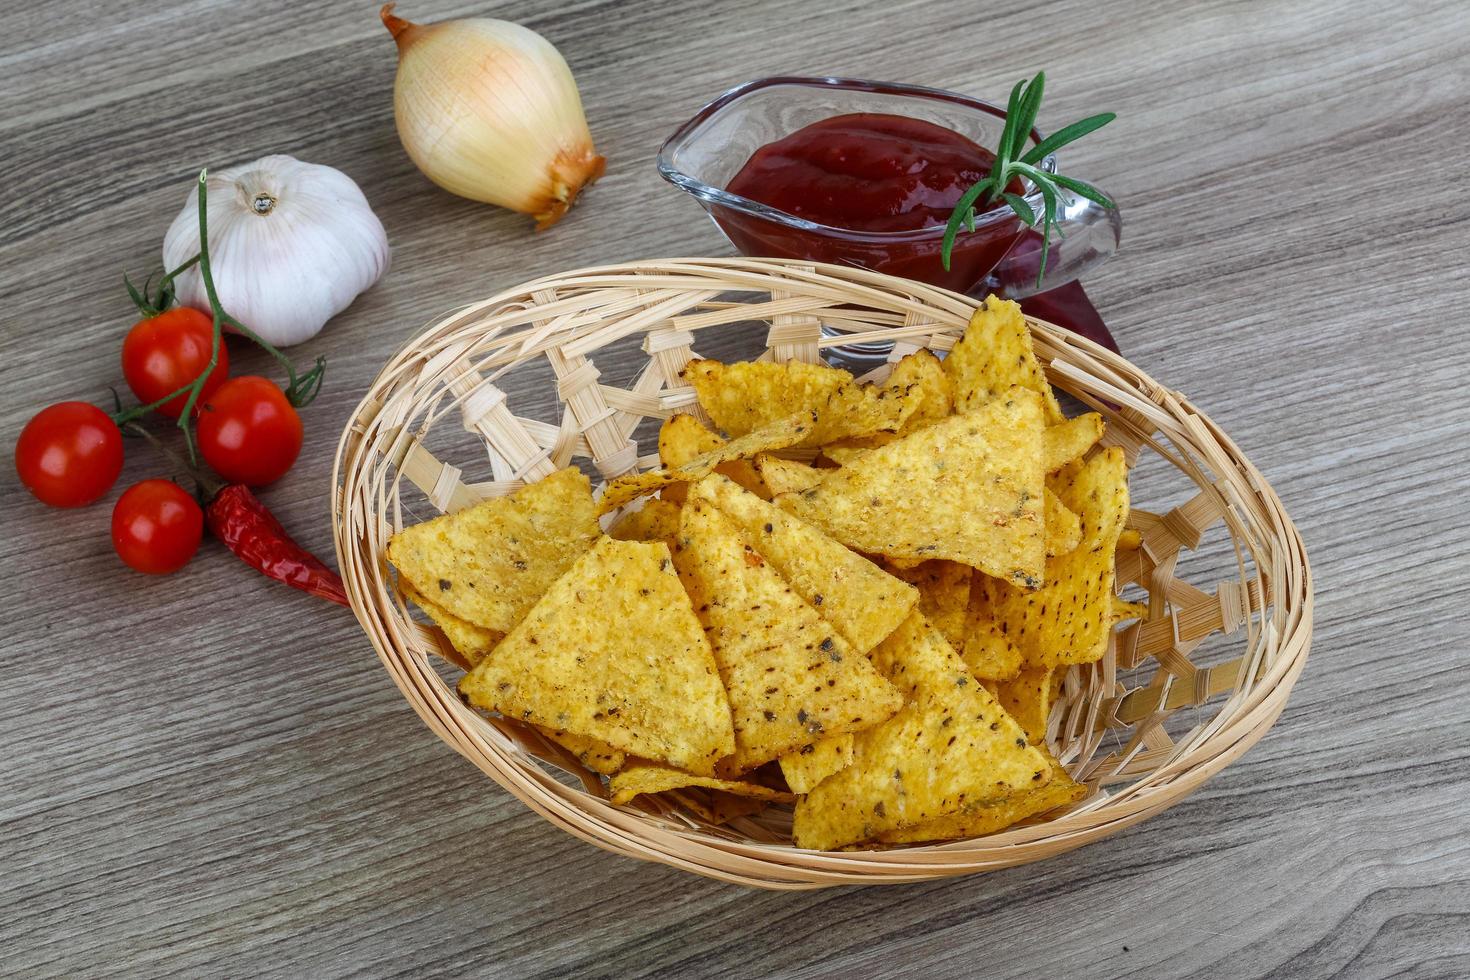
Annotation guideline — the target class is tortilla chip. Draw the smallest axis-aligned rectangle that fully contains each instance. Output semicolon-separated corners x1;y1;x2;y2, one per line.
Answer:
673;500;902;772
1043;413;1104;472
689;474;918;653
819;444;870;467
683;358;854;438
753;454;824;496
599;410;817;514
944;295;1065;424
402;585;503;666
780;734;855;795
961;579;1023;681
458;538;735;775
1117;528;1142;551
877;756;1086;842
886;560;971;650
1045;488;1083;556
386;467;600;633
608;498;682;545
986;448;1130;668
701;791;775;824
887;349;954;432
609;763;796;806
775;389;1047;589
1112;595;1147;622
656;413;768;502
536;728;625;775
792;612;1051;850
809;382;915;444
989;666;1056;743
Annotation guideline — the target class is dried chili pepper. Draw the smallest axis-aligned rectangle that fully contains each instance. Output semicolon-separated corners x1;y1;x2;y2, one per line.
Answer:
205;484;348;606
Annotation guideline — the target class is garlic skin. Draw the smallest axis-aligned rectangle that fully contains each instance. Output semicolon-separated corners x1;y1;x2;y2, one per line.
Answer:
381;3;605;229
162;155;390;348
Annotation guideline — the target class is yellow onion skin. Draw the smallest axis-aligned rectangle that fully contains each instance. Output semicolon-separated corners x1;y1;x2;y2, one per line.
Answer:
381;4;605;228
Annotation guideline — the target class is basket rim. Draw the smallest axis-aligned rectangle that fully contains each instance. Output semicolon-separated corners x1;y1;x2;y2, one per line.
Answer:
330;256;1313;889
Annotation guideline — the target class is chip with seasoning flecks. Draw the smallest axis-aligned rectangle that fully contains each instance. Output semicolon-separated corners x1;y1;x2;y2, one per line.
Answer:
962;578;1024;681
386;466;600;633
608;762;796;807
876;753;1086;843
823;349;954;461
673;499;902;774
682;358;854;438
779;733;854;795
401;583;503;668
751;453;825;497
1045;488;1083;556
689;474;918;654
608;497;682;545
775;388;1047;588
599;410;818;515
984;666;1059;745
657;413;768;503
536;728;626;776
1043;413;1104;472
985;447;1130;668
792;611;1051;850
944;294;1065;424
458;537;735;775
886;560;972;651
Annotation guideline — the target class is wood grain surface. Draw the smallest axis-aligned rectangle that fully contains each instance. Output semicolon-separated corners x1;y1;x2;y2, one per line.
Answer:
3;0;1468;976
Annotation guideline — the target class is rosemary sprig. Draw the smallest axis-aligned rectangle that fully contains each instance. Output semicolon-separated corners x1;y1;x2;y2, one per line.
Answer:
941;72;1115;286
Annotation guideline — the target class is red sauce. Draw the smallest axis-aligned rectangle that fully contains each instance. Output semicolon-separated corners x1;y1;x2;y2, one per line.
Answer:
719;113;1024;291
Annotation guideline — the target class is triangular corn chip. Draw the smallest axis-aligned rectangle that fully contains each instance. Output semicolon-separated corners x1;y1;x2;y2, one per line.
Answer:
986;666;1058;744
1043;413;1104;472
876;755;1086;843
402;585;503;667
1117;527;1142;551
608;497;682;545
752;454;824;496
689;474;918;653
822;349;955;460
387;467;600;633
673;500;902;773
458;538;735;775
1112;596;1147;622
683;358;853;437
536;728;625;775
886;560;972;651
792;612;1051;850
962;578;1023;681
776;389;1047;588
1045;488;1083;556
609;762;795;806
809;382;915;444
599;410;817;514
780;733;854;795
944;295;1065;424
986;448;1130;668
657;413;767;503
698;791;775;825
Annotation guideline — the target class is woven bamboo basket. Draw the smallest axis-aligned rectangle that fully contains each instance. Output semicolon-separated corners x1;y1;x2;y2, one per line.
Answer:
331;257;1312;889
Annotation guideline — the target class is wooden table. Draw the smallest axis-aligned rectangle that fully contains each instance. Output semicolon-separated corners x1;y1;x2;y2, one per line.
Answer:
5;0;1467;975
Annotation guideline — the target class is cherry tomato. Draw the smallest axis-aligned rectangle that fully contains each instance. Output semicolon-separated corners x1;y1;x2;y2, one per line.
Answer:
197;376;303;486
121;307;228;418
110;479;204;574
15;402;124;507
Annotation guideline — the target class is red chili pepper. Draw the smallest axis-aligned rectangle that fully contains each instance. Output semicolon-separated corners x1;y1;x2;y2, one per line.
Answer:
205;484;348;606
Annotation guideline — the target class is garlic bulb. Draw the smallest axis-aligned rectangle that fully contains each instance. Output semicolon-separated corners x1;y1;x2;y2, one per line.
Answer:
380;3;605;229
162;155;389;348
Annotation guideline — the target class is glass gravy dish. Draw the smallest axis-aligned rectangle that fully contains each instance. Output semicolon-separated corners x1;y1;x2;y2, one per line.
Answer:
658;76;1121;299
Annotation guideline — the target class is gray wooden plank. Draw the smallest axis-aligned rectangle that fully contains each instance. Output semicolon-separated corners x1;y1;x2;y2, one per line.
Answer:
2;0;1468;976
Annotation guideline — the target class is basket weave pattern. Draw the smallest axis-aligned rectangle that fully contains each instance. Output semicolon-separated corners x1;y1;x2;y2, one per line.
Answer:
332;258;1312;889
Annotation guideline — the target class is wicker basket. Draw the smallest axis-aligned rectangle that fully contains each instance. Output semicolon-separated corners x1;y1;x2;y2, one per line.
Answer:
331;258;1312;889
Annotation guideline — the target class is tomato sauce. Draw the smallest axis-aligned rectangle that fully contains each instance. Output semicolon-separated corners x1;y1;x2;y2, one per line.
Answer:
720;113;1023;291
